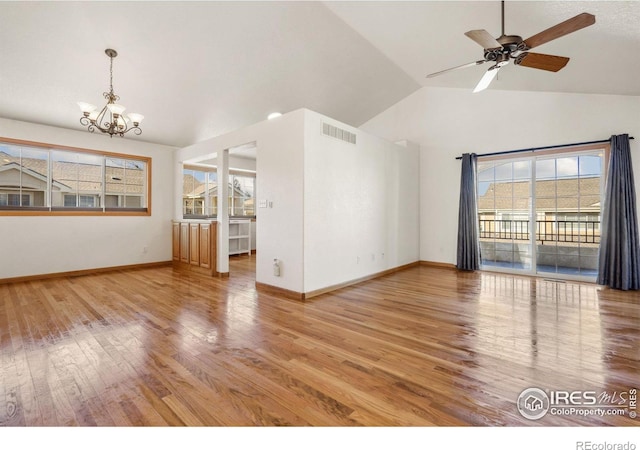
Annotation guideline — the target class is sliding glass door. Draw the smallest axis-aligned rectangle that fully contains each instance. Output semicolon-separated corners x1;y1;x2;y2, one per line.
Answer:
534;154;603;277
477;159;533;271
477;148;605;280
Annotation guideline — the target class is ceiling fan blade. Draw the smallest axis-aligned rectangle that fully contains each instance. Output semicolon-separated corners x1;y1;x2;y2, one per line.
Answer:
473;66;500;93
515;52;570;72
426;60;487;79
464;30;502;49
523;12;595;50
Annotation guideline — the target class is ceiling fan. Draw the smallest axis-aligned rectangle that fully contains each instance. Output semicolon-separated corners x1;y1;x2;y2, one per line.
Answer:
426;1;595;92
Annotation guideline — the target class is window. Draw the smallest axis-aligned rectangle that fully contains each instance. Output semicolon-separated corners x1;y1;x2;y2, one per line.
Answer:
182;167;255;219
105;157;146;209
0;138;150;215
477;145;606;280
63;194;97;208
0;144;48;208
229;174;255;217
52;150;103;209
183;168;213;218
0;193;30;207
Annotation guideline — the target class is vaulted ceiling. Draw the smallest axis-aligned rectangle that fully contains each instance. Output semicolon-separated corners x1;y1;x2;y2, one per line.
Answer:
1;1;638;148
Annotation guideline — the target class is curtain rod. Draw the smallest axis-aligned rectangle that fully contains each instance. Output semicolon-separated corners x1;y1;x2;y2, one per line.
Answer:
455;136;635;160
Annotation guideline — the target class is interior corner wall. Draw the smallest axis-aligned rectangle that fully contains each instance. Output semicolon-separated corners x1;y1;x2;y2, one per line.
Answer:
360;86;640;266
303;110;420;293
0;118;176;279
175;109;306;293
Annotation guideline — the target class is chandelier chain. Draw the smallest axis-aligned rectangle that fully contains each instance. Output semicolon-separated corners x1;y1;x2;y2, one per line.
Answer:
109;53;113;94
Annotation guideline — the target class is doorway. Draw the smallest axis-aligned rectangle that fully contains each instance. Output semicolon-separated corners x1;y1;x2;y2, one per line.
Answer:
181;142;257;276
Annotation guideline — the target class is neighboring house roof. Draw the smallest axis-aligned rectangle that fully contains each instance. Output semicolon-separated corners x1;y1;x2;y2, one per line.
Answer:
182;174;204;197
0;151;145;194
0;162;71;191
478;177;601;213
182;174;248;198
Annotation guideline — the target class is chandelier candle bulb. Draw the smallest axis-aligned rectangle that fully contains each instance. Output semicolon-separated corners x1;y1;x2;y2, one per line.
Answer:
77;102;97;114
78;48;143;138
127;113;144;126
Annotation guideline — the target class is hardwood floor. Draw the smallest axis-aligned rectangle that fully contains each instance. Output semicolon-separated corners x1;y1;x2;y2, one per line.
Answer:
1;255;638;426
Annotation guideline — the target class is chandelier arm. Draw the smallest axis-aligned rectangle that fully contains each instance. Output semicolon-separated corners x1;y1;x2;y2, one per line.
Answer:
94;104;111;134
80;117;99;134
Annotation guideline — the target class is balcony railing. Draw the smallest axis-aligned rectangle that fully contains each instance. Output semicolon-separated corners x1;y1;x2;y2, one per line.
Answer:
479;219;600;244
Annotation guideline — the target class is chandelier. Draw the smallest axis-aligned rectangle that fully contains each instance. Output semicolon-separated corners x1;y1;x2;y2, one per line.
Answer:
78;49;144;137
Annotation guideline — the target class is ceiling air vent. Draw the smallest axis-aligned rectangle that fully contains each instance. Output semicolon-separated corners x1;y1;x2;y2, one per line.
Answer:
322;122;357;145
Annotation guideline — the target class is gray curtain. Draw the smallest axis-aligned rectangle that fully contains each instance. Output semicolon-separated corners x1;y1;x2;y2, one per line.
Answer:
456;153;480;270
596;134;640;290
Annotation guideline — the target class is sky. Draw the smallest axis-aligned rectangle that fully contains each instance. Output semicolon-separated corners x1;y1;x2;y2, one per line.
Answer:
477;154;603;196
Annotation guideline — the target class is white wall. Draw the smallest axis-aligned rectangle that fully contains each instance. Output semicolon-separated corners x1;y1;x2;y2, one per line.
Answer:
0;118;176;279
176;108;420;295
303;111;420;292
195;154;257;172
176;109;306;293
229;156;256;172
360;87;640;265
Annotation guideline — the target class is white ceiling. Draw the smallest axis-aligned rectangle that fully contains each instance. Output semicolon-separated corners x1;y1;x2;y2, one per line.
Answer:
1;1;638;148
327;1;640;95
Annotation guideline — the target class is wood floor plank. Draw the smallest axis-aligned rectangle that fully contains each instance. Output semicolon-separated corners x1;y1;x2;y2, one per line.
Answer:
211;339;364;426
0;256;638;426
161;394;203;426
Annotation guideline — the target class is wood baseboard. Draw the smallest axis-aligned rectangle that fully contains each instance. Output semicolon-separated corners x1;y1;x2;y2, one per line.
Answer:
420;260;457;270
255;282;305;301
303;261;421;300
0;261;172;285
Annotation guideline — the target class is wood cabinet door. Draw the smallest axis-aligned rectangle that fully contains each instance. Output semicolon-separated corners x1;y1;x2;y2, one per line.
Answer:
172;222;180;261
180;223;189;263
200;223;211;269
189;223;200;266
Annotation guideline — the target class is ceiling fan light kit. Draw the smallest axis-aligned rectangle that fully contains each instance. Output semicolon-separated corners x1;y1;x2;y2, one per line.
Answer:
78;49;144;137
426;1;595;93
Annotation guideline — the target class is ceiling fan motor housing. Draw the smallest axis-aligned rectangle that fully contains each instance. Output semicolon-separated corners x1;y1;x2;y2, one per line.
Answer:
484;34;523;62
497;35;523;52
